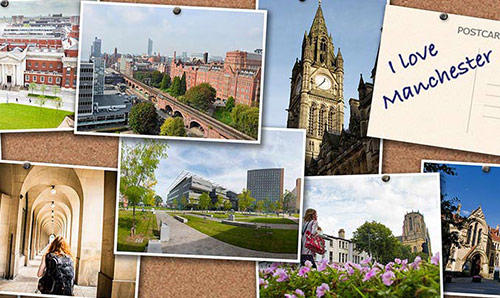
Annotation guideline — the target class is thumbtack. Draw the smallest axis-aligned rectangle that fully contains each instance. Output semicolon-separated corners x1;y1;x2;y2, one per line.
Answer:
381;175;390;183
482;166;491;173
0;0;9;8
440;13;448;21
173;7;181;15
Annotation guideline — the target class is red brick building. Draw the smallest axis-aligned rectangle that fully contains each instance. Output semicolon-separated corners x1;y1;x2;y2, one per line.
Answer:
169;50;262;106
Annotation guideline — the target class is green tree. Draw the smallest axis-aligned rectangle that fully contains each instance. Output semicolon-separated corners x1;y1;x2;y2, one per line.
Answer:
151;71;164;88
29;82;37;94
171;199;178;210
237;189;255;212
283;190;296;213
216;195;224;211
180;196;189;210
160;117;186;137
180;72;187;95
230;104;259;139
160;74;171;90
184;83;216;112
352;221;402;264
225;96;235;111
154;195;163;207
423;163;466;267
37;97;47;108
129;101;158;134
198;192;211;211
120;140;168;233
52;85;60;97
40;84;47;96
168;76;182;97
254;200;264;214
53;97;63;110
263;198;271;214
224;200;232;211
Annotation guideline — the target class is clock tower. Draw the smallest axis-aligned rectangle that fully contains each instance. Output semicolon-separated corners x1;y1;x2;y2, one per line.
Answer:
287;1;344;168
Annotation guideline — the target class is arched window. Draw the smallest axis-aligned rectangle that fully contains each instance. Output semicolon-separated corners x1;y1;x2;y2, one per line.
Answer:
478;228;482;245
328;108;335;132
320;38;327;51
318;106;327;136
467;225;472;244
472;222;478;245
409;217;413;231
308;104;317;135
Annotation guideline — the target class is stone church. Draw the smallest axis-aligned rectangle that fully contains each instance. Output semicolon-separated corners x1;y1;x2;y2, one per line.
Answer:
286;1;380;175
399;211;432;255
446;206;500;279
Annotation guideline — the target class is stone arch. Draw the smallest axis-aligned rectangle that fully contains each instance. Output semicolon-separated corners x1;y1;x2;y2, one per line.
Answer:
173;110;183;119
189;120;204;131
164;105;173;115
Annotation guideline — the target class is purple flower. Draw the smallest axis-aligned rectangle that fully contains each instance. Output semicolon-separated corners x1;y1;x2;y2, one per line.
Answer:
330;262;340;270
264;262;280;274
431;252;440;266
317;261;328;272
394;258;401;264
304;260;313;268
385;262;394;271
285;295;297;298
339;274;348;282
298;266;310;277
401;259;408;271
363;267;379;282
411;256;422;269
316;283;330;297
361;257;372;265
273;268;289;282
381;270;396;286
295;289;305;297
259;278;268;289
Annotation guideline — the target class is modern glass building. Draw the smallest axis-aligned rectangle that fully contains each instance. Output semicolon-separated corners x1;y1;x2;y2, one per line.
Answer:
246;168;284;204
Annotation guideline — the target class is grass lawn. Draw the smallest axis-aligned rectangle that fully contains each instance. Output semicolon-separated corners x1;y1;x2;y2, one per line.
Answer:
213;107;233;126
117;210;159;252
0;103;72;130
189;212;231;219
235;217;298;224
181;215;298;253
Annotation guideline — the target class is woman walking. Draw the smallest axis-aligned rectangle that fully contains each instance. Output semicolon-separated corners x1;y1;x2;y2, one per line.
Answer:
301;208;319;268
37;236;75;296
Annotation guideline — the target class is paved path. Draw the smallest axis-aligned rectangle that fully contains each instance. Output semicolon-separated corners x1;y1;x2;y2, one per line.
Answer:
155;212;297;260
0;253;96;297
0;88;75;112
187;213;299;230
445;277;500;296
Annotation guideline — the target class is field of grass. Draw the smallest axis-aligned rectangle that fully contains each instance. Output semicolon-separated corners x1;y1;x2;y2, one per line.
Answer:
213;107;233;126
181;215;298;253
0;103;72;130
235;217;298;224
117;210;158;252
189;212;231;219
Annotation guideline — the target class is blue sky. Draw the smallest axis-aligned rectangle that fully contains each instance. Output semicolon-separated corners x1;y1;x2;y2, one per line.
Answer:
122;129;304;201
80;3;265;60
259;0;386;127
0;0;89;17
304;174;441;251
425;162;500;228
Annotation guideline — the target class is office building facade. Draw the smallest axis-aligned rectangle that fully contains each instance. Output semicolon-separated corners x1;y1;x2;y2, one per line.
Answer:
246;168;284;204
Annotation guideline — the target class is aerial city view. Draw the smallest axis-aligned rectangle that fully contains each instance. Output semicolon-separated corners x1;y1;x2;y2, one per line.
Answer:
116;128;305;261
76;3;266;142
0;0;83;131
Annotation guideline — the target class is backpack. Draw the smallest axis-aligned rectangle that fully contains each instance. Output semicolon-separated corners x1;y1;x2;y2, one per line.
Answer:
302;221;325;255
38;253;75;296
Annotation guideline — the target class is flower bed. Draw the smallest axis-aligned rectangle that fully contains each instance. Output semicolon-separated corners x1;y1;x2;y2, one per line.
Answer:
27;93;61;100
259;254;440;297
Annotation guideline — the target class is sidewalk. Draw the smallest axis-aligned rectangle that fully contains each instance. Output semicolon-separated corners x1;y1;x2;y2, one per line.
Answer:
155;212;297;259
0;88;75;112
445;277;500;296
187;213;299;230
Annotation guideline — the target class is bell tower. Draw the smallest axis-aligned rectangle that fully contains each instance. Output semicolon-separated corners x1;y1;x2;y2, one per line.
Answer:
287;0;344;168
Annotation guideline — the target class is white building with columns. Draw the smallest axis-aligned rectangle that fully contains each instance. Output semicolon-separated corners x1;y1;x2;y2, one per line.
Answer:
0;47;27;86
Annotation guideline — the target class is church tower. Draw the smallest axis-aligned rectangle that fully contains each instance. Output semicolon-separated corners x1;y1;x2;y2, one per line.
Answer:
401;211;432;255
287;0;344;168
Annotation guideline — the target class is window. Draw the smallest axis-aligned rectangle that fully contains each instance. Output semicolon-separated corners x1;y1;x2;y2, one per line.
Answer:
28;62;31;67
48;77;52;83
35;62;38;68
25;75;29;81
42;63;46;68
40;76;44;83
308;104;317;135
49;63;53;69
56;77;61;84
33;76;37;82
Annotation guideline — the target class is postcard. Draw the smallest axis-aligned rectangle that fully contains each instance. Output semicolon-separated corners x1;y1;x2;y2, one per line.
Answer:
258;0;385;175
258;173;442;297
115;128;306;262
423;160;500;297
0;0;91;132
75;2;267;144
369;5;500;156
0;161;139;298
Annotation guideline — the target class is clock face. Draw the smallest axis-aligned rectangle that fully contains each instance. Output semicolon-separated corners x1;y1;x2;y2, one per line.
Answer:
315;75;332;90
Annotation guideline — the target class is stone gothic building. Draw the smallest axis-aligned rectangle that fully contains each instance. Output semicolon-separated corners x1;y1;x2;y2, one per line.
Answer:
446;206;500;279
286;1;380;175
400;211;432;255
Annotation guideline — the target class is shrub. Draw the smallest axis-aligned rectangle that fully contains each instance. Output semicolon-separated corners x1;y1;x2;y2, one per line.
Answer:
129;101;158;134
259;254;440;297
160;117;186;137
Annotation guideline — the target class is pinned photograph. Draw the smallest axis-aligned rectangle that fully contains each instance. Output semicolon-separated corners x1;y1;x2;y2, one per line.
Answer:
115;128;305;262
259;0;385;175
259;174;442;297
0;0;90;132
0;161;140;298
75;2;266;143
424;160;500;297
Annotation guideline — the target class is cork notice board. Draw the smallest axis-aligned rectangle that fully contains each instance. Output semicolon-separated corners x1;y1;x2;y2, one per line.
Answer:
2;0;500;297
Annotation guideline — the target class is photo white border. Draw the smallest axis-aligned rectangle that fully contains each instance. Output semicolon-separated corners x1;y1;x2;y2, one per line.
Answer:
0;158;141;298
73;1;267;145
256;172;443;298
113;127;306;263
422;159;500;298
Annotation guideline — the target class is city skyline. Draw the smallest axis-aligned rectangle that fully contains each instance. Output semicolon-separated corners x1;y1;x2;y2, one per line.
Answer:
304;174;441;250
122;129;304;202
259;0;385;127
0;0;91;17
80;2;265;60
426;162;500;227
